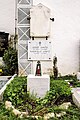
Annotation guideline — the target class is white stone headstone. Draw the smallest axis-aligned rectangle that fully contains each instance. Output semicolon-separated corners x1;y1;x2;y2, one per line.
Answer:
30;3;51;37
27;74;50;98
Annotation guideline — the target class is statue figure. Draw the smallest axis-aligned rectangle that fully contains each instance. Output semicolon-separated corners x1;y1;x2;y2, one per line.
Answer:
35;61;41;76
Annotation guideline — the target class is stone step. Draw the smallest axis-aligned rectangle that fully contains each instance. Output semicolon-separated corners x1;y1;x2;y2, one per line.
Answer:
72;88;80;108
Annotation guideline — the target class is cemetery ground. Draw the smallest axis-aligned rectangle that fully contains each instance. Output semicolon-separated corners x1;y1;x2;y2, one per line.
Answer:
0;75;80;120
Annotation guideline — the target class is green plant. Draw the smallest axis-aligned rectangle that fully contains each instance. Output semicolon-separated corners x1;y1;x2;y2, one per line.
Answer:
3;77;71;115
57;105;80;120
58;74;77;80
49;78;72;105
3;77;72;116
3;77;27;106
53;56;58;79
2;47;18;75
0;103;18;120
1;76;80;119
50;79;71;96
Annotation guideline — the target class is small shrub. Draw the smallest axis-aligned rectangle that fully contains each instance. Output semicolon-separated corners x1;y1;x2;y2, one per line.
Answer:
2;47;18;75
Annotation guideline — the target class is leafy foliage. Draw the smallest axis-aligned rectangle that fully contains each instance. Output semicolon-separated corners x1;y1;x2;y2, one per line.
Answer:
3;77;71;116
50;79;71;97
57;105;80;120
3;77;27;106
2;47;18;75
0;102;36;120
1;76;80;119
57;74;76;80
0;103;18;120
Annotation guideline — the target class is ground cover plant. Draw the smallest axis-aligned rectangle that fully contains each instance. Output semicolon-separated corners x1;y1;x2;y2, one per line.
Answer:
0;75;80;119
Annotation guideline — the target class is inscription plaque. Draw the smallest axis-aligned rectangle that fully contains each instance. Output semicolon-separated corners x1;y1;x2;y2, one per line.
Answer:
28;40;52;60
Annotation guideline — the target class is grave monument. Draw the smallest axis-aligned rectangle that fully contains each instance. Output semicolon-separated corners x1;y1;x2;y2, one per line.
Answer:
27;3;54;98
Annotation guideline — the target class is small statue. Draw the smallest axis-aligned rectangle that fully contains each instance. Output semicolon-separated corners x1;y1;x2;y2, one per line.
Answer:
35;61;41;76
53;56;58;79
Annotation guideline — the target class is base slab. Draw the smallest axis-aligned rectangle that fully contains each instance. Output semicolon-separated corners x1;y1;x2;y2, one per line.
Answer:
27;74;50;98
72;88;80;108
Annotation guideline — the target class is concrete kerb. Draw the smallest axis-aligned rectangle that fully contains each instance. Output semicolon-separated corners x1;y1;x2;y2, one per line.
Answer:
0;74;17;101
71;87;80;108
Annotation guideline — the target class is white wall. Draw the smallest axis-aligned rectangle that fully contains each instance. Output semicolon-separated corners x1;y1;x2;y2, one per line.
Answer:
0;0;15;34
33;0;80;75
0;0;80;75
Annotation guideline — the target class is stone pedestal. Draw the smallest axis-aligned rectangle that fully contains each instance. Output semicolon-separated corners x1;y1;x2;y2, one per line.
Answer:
27;74;50;98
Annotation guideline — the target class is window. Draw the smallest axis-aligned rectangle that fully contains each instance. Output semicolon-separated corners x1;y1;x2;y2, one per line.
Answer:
0;32;9;57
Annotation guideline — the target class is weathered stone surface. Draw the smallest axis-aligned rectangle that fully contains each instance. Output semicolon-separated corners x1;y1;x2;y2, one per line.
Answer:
12;109;21;116
72;88;80;108
44;113;55;120
5;101;28;117
56;112;66;118
27;74;50;98
5;101;14;110
59;102;71;110
30;3;50;37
